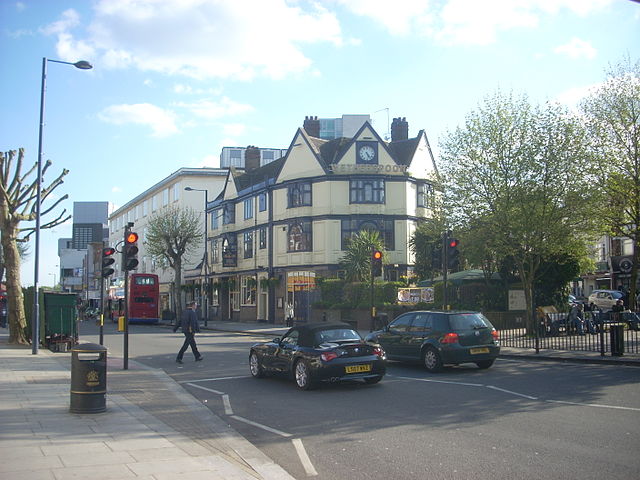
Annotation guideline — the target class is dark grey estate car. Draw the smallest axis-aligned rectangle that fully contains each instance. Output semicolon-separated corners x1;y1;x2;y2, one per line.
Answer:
365;310;500;372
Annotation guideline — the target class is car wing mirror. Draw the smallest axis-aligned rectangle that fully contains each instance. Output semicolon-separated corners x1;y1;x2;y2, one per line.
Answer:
273;337;281;344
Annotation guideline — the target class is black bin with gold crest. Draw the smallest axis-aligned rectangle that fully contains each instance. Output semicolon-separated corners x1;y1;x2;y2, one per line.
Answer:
70;343;107;413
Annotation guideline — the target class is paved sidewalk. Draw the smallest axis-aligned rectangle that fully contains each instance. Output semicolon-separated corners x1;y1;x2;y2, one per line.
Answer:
0;332;296;480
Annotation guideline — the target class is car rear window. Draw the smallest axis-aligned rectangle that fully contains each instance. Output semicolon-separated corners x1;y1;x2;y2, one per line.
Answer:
448;313;493;331
315;328;361;344
612;291;624;299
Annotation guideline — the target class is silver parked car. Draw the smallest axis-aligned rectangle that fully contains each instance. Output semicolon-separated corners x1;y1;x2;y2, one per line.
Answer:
587;290;624;311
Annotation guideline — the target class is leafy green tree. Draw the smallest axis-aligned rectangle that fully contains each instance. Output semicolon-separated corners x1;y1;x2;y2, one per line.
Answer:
410;218;446;280
144;205;202;322
440;91;597;325
0;149;70;345
580;56;640;306
340;230;385;282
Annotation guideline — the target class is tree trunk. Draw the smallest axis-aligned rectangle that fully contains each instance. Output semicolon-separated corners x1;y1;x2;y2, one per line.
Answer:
2;226;29;344
173;258;183;323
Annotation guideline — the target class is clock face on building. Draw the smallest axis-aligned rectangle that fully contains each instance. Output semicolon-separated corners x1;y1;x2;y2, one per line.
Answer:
359;145;375;162
356;142;378;164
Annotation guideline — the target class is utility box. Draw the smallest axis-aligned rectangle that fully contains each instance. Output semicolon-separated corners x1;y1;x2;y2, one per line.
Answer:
43;292;78;351
70;343;107;414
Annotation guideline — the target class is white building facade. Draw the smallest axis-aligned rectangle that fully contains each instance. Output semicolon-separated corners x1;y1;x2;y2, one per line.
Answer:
204;117;438;325
108;168;227;314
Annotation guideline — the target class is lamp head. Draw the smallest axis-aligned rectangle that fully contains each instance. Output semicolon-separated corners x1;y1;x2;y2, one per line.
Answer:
73;60;93;70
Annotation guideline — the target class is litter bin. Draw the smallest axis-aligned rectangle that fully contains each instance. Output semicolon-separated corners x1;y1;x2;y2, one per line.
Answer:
610;324;625;357
70;343;107;413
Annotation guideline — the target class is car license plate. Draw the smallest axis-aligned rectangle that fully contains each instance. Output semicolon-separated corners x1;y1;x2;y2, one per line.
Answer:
470;347;490;354
345;364;371;373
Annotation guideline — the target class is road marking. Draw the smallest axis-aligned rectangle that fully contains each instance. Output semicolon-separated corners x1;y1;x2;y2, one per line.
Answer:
397;376;484;387
230;415;292;437
292;438;318;477
546;400;640;412
179;376;249;384
186;383;225;395
486;385;538;400
396;375;639;412
222;394;233;415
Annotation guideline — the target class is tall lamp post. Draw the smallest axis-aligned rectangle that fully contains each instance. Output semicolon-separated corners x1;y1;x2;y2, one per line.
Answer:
184;187;209;325
33;57;92;354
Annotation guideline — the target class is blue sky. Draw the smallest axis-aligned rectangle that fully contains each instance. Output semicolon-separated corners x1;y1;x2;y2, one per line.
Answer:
1;0;639;287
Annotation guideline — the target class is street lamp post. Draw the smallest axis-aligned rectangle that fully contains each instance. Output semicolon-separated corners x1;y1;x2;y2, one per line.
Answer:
33;57;92;355
184;187;209;326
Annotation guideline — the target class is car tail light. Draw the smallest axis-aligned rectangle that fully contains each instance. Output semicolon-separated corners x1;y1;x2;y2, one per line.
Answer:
491;329;499;340
441;333;459;344
372;346;384;357
321;351;338;362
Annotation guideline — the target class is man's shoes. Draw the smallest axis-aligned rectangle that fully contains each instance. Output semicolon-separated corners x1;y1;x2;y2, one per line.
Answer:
176;359;183;364
195;356;203;362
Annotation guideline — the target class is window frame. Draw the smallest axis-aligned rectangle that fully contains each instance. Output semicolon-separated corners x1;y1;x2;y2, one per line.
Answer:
350;178;385;204
287;220;312;252
287;181;312;208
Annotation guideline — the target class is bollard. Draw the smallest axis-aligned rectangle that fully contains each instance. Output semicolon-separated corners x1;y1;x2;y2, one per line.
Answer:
70;343;107;413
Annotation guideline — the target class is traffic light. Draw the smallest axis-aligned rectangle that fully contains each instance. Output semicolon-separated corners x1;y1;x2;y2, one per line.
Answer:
371;249;383;277
101;247;116;278
447;238;460;270
123;232;139;271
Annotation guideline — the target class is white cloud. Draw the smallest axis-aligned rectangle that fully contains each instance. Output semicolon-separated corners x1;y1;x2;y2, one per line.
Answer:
554;37;597;60
337;0;612;46
111;186;122;193
223;123;247;137
554;82;601;110
46;0;344;80
98;103;179;137
173;97;253;120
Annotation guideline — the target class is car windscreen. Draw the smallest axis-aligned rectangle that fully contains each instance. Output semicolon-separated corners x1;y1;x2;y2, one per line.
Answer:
448;313;493;331
314;328;361;345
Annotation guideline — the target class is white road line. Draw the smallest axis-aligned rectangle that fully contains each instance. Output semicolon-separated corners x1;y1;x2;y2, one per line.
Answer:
292;438;318;477
546;400;640;412
185;383;225;395
230;415;293;438
179;375;249;384
486;385;538;400
222;394;233;415
396;376;484;387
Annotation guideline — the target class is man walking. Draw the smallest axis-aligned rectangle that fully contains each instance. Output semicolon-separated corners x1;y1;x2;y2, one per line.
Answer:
175;301;202;364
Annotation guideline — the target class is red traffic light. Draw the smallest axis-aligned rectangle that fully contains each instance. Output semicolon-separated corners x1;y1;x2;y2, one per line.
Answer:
126;232;139;244
372;250;383;260
103;247;116;256
448;239;459;248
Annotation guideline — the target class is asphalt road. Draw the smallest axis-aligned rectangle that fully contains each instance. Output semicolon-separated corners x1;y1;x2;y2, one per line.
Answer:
81;321;640;480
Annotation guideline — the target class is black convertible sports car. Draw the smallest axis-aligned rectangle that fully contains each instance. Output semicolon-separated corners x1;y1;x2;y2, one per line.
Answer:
249;323;387;390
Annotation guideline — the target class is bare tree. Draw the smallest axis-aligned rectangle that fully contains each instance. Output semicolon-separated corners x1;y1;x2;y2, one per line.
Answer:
0;149;70;344
144;205;202;323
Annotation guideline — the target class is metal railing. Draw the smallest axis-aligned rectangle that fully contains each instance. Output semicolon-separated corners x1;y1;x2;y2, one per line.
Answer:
497;311;640;356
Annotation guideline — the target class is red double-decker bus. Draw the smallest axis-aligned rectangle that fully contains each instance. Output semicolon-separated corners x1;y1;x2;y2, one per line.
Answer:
128;273;159;324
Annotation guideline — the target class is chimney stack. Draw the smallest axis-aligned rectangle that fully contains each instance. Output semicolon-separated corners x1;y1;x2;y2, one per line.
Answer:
303;115;320;137
244;145;261;172
391;117;409;142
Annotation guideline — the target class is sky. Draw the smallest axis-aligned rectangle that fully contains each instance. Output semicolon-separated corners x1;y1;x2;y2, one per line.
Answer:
1;0;639;288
